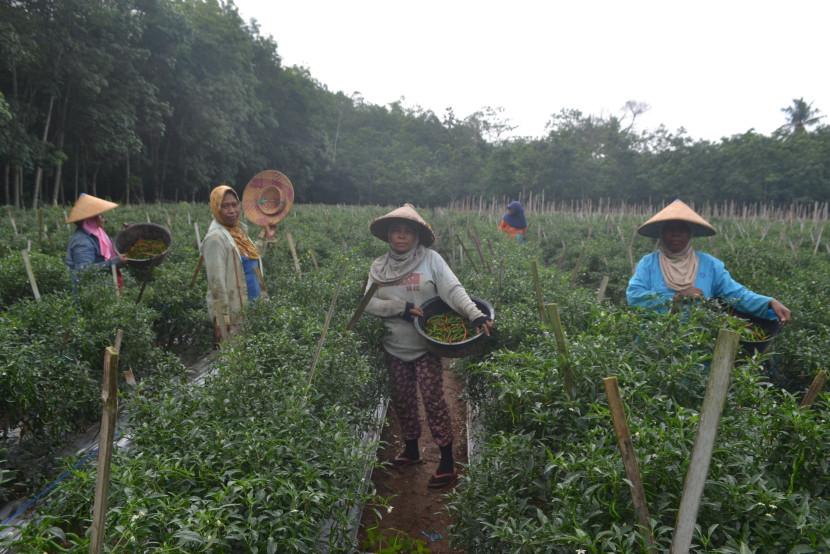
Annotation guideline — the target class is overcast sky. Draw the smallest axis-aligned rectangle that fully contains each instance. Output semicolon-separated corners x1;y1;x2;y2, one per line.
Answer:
231;0;829;142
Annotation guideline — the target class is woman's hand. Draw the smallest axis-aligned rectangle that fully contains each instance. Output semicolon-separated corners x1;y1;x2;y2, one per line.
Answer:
476;319;494;337
263;222;277;240
769;298;791;324
117;253;128;265
408;305;424;318
673;286;703;301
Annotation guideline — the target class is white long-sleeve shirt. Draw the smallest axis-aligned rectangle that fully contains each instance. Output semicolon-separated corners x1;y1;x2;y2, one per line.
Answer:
366;249;486;361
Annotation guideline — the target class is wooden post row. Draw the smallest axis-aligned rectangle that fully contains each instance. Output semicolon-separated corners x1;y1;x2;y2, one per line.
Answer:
603;376;654;547
671;329;739;553
89;346;120;554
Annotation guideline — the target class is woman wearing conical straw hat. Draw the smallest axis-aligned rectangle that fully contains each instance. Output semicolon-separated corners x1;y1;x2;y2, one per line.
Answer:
364;204;494;488
65;193;128;292
627;199;791;323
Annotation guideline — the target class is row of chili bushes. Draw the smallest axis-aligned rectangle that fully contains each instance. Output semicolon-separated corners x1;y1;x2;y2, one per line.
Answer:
2;202;829;551
1;204;394;550
442;210;830;551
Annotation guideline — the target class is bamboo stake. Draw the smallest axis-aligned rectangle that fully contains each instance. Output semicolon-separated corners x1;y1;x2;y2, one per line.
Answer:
308;259;348;387
468;228;492;273
89;346;119;554
603;376;654;547
346;282;379;332
530;260;546;323
569;244;586;291
21;250;41;301
38;208;43;249
545;303;575;398
455;235;478;273
111;265;121;296
800;370;826;409
194;222;202;251
309;250;319;270
286;232;301;276
189;256;204;289
597;275;610;303
671;329;739;554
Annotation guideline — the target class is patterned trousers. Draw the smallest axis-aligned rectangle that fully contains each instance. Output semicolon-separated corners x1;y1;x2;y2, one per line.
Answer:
384;350;454;447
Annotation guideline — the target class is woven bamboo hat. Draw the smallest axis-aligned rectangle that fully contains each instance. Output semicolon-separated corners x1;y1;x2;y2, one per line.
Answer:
241;170;294;226
65;193;119;224
370;204;435;247
637;199;717;238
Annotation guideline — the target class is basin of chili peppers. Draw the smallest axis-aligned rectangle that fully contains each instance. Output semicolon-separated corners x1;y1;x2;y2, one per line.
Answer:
115;223;173;270
414;295;495;358
722;309;782;356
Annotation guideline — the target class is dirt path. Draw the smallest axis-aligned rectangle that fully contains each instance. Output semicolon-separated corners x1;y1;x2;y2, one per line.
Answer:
357;360;467;553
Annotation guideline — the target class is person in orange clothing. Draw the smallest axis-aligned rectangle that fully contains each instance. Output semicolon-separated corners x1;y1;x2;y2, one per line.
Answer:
498;201;528;242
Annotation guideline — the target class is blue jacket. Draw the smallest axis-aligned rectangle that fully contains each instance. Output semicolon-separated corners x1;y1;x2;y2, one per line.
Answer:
65;227;123;274
627;251;774;318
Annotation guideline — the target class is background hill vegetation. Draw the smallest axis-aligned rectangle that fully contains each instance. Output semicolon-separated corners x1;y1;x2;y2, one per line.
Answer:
1;0;828;208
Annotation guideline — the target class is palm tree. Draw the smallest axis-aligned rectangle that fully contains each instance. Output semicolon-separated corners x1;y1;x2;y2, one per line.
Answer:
779;98;824;133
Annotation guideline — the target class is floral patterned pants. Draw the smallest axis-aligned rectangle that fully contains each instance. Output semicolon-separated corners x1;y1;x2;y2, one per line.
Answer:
384;351;454;447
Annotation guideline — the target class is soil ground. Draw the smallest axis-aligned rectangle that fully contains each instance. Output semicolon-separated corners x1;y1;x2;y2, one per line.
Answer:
357;360;467;553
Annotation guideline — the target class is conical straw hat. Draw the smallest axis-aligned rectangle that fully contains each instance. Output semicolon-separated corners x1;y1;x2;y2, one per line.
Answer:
65;193;119;223
370;204;435;247
637;199;716;238
241;170;294;226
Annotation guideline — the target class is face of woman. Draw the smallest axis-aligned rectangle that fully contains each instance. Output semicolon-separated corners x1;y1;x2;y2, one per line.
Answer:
219;191;240;226
389;222;417;253
94;214;105;228
661;221;692;252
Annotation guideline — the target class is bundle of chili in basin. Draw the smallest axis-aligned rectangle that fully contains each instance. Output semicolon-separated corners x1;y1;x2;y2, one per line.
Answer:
721;315;771;342
424;313;470;343
125;238;166;260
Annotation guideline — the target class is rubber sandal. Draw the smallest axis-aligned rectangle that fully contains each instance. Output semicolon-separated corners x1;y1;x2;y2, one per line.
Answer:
388;455;422;468
428;468;458;488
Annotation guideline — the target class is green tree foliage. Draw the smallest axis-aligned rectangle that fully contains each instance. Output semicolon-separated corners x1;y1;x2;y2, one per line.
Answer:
1;0;828;207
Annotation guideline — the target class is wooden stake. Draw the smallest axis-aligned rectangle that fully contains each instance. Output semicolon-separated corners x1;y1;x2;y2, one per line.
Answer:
309;250;319;270
569;244;586;291
189;256;204;289
286;232;301;276
530;260;546;323
111;264;120;296
467;228;492;273
455;235;478;273
21;250;41;301
800;370;826;409
194;222;202;251
597;275;610;303
89;346;119;554
346;282;379;332
308;259;348;387
545;303;575;398
671;329;739;554
603;376;654;547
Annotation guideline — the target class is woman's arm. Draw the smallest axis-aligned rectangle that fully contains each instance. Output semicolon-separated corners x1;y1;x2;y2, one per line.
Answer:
626;255;674;311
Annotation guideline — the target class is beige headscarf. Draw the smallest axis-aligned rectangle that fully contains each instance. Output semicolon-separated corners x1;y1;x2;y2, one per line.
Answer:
210;186;260;260
658;241;699;292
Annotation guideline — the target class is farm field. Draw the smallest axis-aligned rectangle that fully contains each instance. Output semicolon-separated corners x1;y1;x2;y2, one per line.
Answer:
1;200;829;552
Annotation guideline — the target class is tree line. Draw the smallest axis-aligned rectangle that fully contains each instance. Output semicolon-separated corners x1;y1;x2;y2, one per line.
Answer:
1;0;828;209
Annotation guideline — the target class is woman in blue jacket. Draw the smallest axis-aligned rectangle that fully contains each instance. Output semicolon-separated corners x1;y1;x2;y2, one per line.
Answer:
65;193;127;292
627;200;791;323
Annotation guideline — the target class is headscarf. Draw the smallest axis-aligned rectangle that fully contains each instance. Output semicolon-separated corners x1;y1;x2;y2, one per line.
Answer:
503;201;527;229
210;186;260;260
368;222;428;286
658;240;699;292
81;218;116;259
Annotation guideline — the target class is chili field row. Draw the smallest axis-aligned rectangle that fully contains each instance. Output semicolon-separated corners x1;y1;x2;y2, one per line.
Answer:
0;202;828;552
